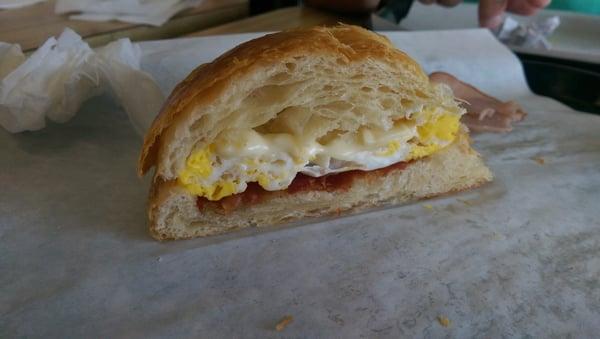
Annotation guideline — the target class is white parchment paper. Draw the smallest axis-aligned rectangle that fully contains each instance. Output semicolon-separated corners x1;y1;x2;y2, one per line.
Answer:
1;29;599;338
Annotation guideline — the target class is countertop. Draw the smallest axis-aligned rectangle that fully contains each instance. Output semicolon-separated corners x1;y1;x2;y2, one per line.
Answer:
0;0;248;51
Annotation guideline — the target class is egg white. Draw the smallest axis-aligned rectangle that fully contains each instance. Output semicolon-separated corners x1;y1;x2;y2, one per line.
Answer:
179;108;460;200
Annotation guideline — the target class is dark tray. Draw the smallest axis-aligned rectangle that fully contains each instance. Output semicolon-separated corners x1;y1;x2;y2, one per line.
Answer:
517;53;600;114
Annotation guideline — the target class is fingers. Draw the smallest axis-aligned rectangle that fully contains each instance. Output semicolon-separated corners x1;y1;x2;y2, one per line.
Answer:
479;0;507;28
479;0;551;28
506;0;550;16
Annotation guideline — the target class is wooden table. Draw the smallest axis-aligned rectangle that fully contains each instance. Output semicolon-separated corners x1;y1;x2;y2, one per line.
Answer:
187;6;365;37
0;0;248;52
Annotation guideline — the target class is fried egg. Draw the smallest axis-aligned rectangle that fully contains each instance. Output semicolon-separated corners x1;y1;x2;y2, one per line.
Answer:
178;107;460;200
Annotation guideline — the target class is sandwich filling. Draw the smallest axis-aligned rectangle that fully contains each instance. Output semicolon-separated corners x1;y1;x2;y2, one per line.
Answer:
179;106;461;201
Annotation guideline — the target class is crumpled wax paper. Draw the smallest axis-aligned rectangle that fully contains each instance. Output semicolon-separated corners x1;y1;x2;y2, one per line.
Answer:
496;15;561;49
55;0;205;26
0;28;163;134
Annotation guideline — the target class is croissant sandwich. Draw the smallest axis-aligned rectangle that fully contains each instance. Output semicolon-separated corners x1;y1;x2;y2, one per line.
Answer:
138;25;492;240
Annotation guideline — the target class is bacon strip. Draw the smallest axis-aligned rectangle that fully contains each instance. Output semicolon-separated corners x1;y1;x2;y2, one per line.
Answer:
196;161;411;213
429;72;526;133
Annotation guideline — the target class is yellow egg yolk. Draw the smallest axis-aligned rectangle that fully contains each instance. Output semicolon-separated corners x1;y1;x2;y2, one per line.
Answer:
178;147;240;201
377;141;402;157
408;113;459;160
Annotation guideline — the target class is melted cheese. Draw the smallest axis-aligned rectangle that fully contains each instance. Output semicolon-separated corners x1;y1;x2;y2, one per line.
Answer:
178;107;460;200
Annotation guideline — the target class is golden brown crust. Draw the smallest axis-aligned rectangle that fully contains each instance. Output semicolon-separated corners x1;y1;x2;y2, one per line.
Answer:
137;24;427;176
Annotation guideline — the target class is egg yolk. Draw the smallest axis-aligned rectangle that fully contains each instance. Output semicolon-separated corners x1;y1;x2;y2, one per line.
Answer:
377;141;401;157
179;147;241;200
408;113;459;160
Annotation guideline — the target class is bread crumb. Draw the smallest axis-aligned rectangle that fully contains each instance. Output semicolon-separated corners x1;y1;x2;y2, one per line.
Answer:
456;198;473;206
490;231;505;240
437;315;451;327
335;207;342;216
275;315;293;331
531;156;545;165
422;204;433;211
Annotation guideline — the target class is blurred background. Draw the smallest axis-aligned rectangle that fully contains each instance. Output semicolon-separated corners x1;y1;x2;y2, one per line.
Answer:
0;0;598;112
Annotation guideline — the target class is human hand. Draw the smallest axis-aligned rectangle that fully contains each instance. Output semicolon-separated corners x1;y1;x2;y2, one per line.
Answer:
478;0;550;28
418;0;551;29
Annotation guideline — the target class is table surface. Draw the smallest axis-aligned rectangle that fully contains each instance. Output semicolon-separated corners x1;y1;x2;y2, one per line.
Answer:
187;6;358;37
1;4;369;52
0;0;248;51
